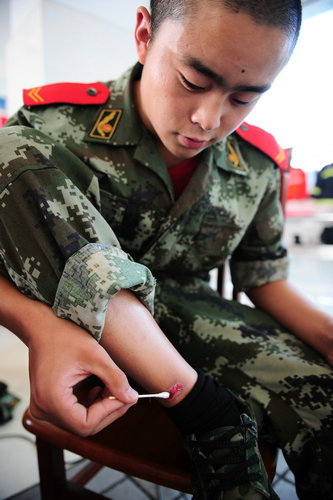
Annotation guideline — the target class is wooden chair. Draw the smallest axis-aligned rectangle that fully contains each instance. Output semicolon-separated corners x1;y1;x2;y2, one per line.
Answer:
22;398;277;500
22;153;291;500
22;400;191;500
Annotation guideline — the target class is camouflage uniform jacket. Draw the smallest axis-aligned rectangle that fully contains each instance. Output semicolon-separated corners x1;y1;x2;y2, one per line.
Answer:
0;64;289;339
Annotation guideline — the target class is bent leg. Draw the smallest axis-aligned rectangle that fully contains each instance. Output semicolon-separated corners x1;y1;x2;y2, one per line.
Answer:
155;276;333;499
101;288;279;500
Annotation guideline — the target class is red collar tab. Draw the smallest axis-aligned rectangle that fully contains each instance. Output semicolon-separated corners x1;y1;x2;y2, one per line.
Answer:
235;122;288;170
23;82;110;107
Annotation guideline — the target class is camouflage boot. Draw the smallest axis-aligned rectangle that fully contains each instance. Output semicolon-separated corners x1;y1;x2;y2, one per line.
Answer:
184;413;279;500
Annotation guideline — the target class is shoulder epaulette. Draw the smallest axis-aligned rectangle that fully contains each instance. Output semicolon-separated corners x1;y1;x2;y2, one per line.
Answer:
23;82;110;107
235;122;289;170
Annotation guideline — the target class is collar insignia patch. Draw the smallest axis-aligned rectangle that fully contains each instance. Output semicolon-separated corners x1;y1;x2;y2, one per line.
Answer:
227;138;245;171
89;109;122;140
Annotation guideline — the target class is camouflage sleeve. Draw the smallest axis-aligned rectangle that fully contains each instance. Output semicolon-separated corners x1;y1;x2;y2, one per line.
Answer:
0;126;155;340
53;244;155;340
230;166;289;292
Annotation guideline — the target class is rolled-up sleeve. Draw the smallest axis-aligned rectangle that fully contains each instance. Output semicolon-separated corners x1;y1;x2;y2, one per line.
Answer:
53;243;155;340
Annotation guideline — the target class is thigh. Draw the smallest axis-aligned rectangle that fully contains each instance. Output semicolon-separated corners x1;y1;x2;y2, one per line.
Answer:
154;276;333;438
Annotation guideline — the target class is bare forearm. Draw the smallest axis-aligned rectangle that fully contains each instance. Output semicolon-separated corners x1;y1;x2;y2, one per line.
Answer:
101;289;197;405
0;275;140;434
247;279;333;364
0;274;46;345
0;273;197;404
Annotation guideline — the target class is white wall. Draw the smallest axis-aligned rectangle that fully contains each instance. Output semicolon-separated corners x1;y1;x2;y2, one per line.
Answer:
302;0;333;17
0;0;10;98
247;8;333;173
5;0;45;115
42;0;142;83
4;0;149;115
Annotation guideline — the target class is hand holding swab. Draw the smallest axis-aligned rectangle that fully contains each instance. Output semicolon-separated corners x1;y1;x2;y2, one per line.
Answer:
109;391;170;400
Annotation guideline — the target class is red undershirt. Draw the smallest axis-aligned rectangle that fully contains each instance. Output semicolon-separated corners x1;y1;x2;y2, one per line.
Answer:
168;155;201;199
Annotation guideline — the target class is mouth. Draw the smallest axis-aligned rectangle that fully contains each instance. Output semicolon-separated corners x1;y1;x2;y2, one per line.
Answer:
178;134;210;150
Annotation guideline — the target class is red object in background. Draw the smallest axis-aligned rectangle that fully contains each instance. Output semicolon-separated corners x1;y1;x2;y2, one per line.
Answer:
286;167;308;199
0;96;7;127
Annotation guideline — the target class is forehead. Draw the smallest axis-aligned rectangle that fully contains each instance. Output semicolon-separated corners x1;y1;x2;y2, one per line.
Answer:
153;4;292;86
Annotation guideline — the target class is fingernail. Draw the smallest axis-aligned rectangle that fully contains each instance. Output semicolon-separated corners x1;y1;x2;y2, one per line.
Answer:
127;387;138;400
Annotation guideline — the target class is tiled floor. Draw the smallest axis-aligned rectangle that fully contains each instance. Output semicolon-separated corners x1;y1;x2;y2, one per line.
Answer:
1;217;333;499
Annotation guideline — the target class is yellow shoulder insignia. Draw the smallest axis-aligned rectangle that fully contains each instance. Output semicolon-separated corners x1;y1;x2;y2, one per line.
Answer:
227;138;246;171
89;109;122;140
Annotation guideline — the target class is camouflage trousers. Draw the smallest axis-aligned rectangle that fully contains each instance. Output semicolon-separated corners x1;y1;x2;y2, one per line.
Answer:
154;275;333;499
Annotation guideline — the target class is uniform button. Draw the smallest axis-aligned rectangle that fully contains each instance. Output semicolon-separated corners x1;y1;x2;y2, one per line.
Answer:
240;124;248;131
87;87;97;96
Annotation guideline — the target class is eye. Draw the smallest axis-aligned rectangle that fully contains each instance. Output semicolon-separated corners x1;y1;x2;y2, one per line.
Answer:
232;93;260;107
232;97;251;106
181;75;205;91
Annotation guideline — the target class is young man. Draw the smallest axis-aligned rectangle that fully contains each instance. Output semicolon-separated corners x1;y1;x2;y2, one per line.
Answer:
1;1;332;498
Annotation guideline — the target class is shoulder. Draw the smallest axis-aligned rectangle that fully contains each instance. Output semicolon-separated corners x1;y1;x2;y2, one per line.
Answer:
23;82;110;107
234;122;289;171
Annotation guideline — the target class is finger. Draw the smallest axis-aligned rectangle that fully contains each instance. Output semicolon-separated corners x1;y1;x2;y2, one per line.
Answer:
31;394;132;436
62;398;134;436
87;348;138;404
84;400;135;435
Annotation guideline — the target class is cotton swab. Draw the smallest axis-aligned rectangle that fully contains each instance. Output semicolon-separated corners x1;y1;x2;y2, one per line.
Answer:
109;391;170;400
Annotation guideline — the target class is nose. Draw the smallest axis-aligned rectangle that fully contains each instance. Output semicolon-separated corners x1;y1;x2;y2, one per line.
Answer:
191;93;224;132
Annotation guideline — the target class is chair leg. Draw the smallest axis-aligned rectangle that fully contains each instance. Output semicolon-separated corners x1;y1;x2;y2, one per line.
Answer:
36;436;107;500
36;436;67;500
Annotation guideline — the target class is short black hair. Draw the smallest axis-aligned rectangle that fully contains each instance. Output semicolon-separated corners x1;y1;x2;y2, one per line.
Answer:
150;0;302;47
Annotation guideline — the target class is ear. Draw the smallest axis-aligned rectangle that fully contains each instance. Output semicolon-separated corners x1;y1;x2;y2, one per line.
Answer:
134;6;152;65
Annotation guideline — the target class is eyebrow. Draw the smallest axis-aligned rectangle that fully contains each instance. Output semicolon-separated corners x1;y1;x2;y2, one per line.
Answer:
186;57;271;94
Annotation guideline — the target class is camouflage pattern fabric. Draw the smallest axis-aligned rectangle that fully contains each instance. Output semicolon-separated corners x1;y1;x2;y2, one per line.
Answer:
0;65;332;497
155;276;333;499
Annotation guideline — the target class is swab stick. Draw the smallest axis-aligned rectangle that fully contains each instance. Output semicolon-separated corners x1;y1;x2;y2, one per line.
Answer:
109;391;170;400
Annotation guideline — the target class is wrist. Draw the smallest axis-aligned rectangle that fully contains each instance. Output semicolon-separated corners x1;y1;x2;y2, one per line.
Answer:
0;275;52;346
18;298;54;346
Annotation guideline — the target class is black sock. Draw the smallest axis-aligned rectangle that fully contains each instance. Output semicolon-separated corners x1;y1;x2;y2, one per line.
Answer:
164;371;240;436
